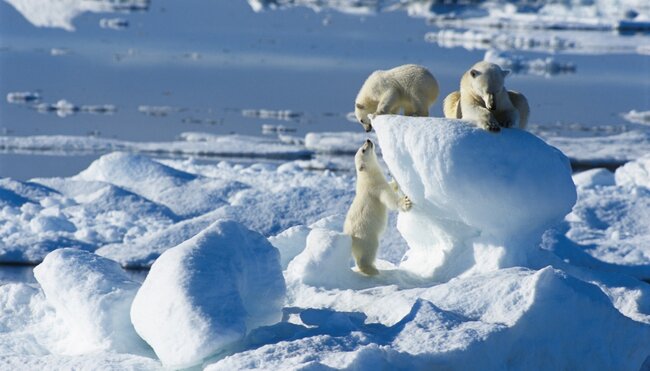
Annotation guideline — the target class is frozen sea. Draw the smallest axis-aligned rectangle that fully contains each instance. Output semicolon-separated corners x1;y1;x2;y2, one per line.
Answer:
1;0;650;369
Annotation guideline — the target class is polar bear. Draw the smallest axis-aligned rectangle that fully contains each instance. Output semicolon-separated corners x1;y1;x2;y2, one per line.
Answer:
354;64;439;132
442;61;530;132
343;139;412;275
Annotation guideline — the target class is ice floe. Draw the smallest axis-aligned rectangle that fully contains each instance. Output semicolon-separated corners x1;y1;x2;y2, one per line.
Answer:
483;49;576;77
6;91;41;104
5;0;148;31
1;115;650;369
99;17;129;30
241;109;303;121
544;130;650;169
623;110;650;126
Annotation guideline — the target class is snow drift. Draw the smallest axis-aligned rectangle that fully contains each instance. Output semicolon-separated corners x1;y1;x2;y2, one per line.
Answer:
32;248;145;355
130;219;286;369
372;116;576;280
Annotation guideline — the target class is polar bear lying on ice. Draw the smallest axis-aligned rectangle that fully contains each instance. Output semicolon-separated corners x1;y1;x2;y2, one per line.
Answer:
443;61;529;132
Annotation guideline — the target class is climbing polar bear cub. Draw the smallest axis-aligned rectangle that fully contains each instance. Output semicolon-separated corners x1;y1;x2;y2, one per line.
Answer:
354;64;439;132
344;139;412;275
443;61;530;132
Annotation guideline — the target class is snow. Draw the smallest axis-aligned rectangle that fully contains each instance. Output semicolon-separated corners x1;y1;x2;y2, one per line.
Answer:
543;130;650;168
5;0;147;31
131;220;285;369
564;156;650;273
1;118;650;368
372;115;576;279
212;266;650;370
0;133;311;159
305;131;377;154
483;49;576;77
616;154;650;188
286;228;354;288
623;110;650;126
32;248;146;355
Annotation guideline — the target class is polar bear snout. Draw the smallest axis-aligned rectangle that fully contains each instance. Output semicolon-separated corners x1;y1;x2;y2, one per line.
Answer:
363;124;373;132
485;94;496;111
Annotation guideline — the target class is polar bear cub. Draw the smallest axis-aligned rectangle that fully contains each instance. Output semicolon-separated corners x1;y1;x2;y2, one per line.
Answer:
344;139;412;275
443;61;529;132
354;64;439;132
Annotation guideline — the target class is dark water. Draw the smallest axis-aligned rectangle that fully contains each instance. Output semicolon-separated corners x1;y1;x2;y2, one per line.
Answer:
0;0;649;180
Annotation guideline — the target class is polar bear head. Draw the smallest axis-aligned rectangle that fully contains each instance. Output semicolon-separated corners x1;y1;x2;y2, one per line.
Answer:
354;139;379;173
354;103;374;133
467;61;510;111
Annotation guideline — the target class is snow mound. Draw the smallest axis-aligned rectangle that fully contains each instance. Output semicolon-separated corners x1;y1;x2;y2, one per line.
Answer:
573;168;616;189
76;152;245;217
616;154;650;189
32;248;145;355
564;156;650;274
210;267;650;370
268;224;311;269
373;116;576;279
130;219;286;369
286;228;354;288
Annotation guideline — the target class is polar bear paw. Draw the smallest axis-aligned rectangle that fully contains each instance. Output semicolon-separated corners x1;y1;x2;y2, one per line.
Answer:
400;196;412;212
483;120;501;133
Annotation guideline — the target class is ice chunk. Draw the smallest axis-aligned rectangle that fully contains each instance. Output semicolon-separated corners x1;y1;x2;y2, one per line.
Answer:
373;116;576;279
268;224;311;269
32;248;145;355
286;228;354;288
130;219;285;369
615;154;650;189
622;110;650;126
573;168;616;189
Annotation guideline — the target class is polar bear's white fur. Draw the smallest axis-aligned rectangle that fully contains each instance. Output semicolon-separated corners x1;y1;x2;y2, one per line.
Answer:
354;64;439;132
343;139;411;275
443;61;530;132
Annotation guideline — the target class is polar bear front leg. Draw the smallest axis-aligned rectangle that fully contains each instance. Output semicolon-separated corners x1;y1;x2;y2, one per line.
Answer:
376;91;398;115
379;185;412;212
468;106;500;132
412;99;430;117
503;109;520;129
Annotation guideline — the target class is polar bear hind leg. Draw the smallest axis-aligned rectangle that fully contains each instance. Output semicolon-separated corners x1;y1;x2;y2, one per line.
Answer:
351;236;379;276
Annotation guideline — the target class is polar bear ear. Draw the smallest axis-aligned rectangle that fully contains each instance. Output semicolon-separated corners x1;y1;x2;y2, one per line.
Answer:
502;69;510;77
355;103;365;110
470;69;481;78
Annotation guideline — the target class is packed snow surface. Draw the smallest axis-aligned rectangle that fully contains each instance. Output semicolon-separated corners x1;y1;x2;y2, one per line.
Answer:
130;220;285;369
2;117;650;369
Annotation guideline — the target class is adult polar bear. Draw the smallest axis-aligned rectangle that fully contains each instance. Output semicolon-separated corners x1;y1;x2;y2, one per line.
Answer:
344;139;412;276
443;61;529;132
354;64;439;132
